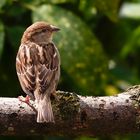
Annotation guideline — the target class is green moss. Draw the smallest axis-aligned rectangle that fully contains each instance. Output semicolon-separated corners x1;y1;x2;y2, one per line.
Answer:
52;91;80;121
128;85;140;127
128;85;140;108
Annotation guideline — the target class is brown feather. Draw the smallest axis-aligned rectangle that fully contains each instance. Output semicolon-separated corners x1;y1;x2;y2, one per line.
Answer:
16;42;60;99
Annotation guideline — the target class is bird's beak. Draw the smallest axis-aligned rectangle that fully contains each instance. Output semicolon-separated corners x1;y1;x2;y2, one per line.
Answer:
50;25;60;32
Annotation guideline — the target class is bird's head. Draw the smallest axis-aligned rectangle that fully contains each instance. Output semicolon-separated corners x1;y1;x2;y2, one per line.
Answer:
21;21;60;44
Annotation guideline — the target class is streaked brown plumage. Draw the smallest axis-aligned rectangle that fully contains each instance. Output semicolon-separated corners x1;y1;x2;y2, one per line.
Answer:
16;21;60;123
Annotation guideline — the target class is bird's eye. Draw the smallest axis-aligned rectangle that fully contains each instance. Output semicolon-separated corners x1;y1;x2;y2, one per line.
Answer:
42;29;47;32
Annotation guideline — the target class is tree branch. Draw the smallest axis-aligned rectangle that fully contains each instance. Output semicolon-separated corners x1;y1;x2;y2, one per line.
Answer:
1;85;140;136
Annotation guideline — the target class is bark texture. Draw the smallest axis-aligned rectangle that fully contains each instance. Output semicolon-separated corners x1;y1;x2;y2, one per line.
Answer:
0;85;140;136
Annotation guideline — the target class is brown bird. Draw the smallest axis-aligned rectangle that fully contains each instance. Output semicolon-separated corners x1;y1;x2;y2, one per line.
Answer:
16;21;60;123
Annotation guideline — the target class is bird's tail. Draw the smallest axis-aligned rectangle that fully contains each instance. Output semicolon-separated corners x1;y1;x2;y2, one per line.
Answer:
37;95;54;123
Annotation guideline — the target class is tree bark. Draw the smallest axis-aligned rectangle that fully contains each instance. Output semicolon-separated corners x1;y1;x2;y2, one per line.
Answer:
0;85;140;136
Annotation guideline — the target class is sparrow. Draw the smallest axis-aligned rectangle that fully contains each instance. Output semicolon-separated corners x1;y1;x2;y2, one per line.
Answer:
16;21;60;123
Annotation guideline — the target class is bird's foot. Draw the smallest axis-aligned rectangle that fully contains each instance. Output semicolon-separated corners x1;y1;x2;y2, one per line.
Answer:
18;95;30;103
18;95;37;113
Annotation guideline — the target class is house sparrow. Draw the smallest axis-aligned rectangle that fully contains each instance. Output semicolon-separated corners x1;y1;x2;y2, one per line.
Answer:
16;21;60;123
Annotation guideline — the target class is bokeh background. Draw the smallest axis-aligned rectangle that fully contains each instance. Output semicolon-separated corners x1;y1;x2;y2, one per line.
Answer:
0;0;140;139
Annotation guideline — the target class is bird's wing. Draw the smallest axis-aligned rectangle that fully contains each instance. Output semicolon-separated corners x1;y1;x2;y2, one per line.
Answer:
16;44;36;100
16;43;60;99
37;42;60;95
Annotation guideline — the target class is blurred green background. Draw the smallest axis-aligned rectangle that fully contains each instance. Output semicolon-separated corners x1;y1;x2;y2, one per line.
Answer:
0;0;140;139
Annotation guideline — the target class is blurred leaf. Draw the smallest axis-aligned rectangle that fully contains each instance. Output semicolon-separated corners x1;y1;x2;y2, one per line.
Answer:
0;0;6;9
119;2;140;19
105;85;119;95
20;0;75;10
108;63;140;91
78;0;97;21
32;5;108;95
93;0;120;22
121;26;140;58
6;26;25;49
46;0;75;4
0;21;5;60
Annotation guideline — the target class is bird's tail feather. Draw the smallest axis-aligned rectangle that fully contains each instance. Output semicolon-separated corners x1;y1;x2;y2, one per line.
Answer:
37;95;54;123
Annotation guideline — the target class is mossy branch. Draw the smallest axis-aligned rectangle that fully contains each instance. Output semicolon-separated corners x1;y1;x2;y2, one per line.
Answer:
1;85;140;136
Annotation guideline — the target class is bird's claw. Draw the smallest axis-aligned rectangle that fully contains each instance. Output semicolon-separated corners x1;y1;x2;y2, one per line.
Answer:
18;95;37;113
